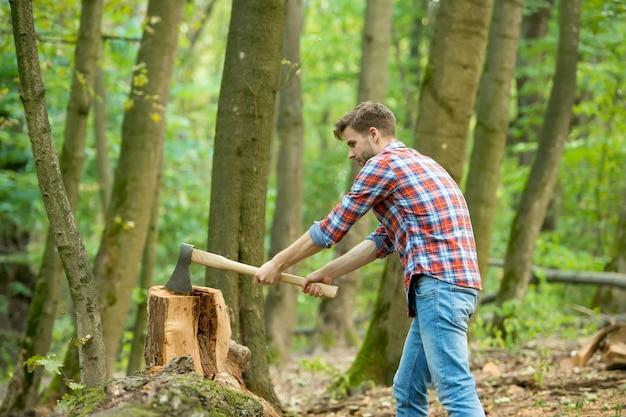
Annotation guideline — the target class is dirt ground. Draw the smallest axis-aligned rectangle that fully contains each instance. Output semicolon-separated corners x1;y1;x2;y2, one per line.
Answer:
271;337;626;417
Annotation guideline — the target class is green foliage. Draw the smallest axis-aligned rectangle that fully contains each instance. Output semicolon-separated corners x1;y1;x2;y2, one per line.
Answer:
25;353;63;375
0;0;624;381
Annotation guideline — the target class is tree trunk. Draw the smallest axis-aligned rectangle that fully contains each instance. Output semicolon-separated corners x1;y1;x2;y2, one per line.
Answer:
495;0;580;320
343;255;408;387
264;0;305;364
8;0;106;388
94;0;185;374
414;0;493;183
508;1;553;165
344;0;492;388
205;0;285;407
94;47;112;215
400;0;430;132
127;152;163;375
465;0;524;281
593;189;626;313
318;0;393;350
3;0;104;408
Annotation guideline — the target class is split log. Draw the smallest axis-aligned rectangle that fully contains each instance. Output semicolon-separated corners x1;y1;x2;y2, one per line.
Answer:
573;324;626;369
144;285;231;376
603;325;626;369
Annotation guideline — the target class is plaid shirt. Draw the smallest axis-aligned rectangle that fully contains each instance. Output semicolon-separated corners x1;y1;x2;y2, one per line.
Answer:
310;140;481;313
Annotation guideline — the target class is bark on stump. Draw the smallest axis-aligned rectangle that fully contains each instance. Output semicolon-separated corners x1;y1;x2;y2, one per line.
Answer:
145;285;231;377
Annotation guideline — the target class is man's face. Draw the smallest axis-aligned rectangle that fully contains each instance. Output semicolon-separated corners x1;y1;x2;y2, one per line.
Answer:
344;126;376;167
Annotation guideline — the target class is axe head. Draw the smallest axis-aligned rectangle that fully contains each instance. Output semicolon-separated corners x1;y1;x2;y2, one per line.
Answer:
165;243;194;295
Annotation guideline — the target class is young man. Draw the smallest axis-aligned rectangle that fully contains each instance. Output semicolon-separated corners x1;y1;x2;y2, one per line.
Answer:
256;102;485;417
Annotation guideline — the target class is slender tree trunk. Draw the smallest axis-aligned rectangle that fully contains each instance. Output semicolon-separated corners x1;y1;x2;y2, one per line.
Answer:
126;152;163;375
205;0;285;407
318;0;393;350
508;1;553;164
184;0;218;58
264;0;305;364
495;0;580;321
400;0;429;132
344;0;493;388
592;188;626;313
414;0;493;183
94;47;112;215
94;0;185;374
8;0;106;388
465;0;524;281
2;0;104;410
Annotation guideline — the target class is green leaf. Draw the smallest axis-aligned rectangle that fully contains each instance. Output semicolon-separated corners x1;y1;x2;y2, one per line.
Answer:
67;381;86;391
26;354;63;375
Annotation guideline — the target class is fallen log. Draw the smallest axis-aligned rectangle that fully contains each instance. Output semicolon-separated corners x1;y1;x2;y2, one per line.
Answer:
488;259;626;289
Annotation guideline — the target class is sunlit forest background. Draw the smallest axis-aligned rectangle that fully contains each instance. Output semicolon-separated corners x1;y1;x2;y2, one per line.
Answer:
1;0;625;415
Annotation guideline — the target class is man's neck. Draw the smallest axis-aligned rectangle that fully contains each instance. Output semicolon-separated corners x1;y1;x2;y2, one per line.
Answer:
374;136;396;153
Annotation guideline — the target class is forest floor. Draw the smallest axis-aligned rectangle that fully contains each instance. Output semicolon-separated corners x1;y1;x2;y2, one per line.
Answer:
271;336;626;417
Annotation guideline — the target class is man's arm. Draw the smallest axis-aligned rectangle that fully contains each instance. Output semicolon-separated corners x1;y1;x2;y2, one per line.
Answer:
255;230;323;285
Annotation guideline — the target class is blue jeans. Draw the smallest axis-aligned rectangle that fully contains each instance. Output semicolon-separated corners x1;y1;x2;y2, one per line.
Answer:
393;276;485;417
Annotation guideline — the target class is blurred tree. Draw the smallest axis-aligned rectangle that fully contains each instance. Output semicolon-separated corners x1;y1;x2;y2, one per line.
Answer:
2;0;103;411
592;189;626;313
465;0;525;283
509;0;553;165
317;0;393;350
264;0;305;364
495;0;580;328
126;152;163;375
93;0;185;374
205;0;285;407
7;0;106;393
93;42;112;215
343;0;493;388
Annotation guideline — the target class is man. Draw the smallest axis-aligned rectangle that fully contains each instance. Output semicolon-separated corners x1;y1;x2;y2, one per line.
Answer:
256;102;485;417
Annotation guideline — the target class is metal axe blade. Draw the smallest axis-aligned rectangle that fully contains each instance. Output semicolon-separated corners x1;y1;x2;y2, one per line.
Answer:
164;243;194;294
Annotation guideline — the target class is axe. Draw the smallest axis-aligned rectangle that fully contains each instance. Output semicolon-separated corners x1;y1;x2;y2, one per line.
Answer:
165;243;338;298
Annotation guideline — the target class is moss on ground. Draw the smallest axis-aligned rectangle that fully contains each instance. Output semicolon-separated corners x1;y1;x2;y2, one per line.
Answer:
60;371;264;417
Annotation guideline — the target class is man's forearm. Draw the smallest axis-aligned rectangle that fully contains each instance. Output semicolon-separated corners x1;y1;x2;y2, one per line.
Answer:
271;231;324;270
317;239;378;279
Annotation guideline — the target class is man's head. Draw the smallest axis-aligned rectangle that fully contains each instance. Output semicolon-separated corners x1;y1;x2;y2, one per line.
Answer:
333;102;397;167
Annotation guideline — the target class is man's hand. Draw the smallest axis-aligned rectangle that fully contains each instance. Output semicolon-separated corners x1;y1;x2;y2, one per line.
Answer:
302;270;334;298
255;260;282;286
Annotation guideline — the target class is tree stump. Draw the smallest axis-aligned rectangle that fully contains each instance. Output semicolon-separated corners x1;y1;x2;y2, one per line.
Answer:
144;285;231;376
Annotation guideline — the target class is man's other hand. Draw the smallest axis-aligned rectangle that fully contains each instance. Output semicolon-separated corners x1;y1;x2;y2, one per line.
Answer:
255;260;282;285
302;271;333;298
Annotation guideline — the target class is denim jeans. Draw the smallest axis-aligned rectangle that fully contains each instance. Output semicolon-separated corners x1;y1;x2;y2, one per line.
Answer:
393;276;485;417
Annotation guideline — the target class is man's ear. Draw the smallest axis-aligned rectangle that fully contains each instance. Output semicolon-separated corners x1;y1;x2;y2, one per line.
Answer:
369;127;378;141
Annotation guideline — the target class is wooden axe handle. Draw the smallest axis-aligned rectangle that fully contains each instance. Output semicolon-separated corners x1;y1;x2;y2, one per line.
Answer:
190;248;338;298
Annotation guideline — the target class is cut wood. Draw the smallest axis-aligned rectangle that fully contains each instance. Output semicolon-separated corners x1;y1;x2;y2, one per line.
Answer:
572;324;626;369
144;285;231;376
603;325;626;369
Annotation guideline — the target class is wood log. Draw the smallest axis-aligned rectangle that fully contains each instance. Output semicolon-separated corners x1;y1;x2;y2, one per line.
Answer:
603;325;626;369
572;324;619;367
488;259;626;289
144;285;231;376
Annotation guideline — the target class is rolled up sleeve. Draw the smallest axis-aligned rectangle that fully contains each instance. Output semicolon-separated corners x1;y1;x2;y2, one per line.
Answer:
366;223;395;258
308;222;332;248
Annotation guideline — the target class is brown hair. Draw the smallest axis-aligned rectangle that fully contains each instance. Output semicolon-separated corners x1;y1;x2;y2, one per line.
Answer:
333;101;396;140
